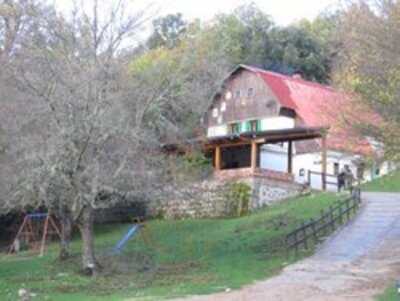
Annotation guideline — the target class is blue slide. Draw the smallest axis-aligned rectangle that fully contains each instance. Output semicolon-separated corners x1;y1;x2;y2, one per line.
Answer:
112;224;142;254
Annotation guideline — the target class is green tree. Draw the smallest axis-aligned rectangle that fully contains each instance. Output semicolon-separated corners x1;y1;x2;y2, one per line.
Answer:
203;3;334;83
335;0;400;161
147;13;187;49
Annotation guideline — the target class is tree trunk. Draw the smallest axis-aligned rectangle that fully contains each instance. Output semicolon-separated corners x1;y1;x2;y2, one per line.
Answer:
77;206;99;276
59;212;73;261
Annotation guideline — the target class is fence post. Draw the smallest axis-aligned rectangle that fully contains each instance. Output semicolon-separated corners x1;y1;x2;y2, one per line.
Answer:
346;198;351;222
285;235;290;259
302;221;308;250
311;218;317;243
339;202;344;225
320;209;325;235
353;195;357;214
330;206;335;231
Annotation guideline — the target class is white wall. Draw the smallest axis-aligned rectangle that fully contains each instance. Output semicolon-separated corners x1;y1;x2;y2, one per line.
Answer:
260;145;288;173
207;125;228;138
260;117;295;131
293;151;360;191
260;147;393;191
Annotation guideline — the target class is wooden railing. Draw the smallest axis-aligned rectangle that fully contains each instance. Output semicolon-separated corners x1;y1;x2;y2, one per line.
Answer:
286;188;362;255
307;170;338;190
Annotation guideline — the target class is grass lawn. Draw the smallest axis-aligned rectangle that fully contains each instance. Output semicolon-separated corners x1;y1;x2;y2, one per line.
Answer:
376;285;398;301
0;192;341;301
362;170;400;192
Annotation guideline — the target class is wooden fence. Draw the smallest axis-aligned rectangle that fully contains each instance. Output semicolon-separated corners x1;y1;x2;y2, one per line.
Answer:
308;170;338;187
286;188;362;255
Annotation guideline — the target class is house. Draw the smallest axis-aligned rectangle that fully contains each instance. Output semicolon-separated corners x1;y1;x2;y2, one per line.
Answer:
203;65;392;191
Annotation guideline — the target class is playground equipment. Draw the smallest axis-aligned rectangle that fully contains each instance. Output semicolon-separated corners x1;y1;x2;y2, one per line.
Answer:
112;217;156;255
113;224;143;254
9;213;61;256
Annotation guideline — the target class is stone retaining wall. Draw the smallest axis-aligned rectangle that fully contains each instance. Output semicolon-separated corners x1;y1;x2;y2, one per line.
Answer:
150;175;304;219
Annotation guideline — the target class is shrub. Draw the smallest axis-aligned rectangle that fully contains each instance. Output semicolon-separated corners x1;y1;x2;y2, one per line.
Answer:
225;182;252;217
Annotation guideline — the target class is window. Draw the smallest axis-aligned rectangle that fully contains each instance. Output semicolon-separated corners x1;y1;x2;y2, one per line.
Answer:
299;168;305;177
266;100;277;114
212;108;218;118
375;167;381;176
248;88;254;97
241;121;252;133
217;116;223;124
230;123;240;135
235;90;241;98
221;102;226;112
225;91;232;100
250;120;261;132
334;163;340;176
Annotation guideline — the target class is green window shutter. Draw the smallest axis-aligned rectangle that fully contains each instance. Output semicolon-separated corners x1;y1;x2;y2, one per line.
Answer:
256;120;261;132
242;121;251;132
246;121;251;132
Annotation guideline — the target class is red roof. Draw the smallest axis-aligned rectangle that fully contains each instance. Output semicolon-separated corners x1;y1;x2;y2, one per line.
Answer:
240;65;379;156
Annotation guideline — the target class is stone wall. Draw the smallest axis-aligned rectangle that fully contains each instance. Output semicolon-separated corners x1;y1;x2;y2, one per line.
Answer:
150;174;304;220
248;176;303;209
147;181;231;219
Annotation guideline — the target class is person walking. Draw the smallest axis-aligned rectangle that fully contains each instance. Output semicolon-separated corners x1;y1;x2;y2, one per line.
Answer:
337;169;346;193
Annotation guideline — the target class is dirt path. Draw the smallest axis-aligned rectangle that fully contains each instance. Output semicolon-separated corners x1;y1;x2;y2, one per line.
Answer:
175;193;400;301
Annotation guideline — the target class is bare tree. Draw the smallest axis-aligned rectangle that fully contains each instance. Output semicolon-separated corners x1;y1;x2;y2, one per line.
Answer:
8;0;161;274
2;0;232;274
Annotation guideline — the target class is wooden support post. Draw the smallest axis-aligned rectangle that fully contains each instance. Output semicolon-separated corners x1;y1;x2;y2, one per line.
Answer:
215;146;222;171
321;135;327;191
251;140;258;172
288;140;293;174
40;215;50;257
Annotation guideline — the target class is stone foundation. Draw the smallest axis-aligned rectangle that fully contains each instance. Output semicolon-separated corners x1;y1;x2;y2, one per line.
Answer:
248;176;302;209
150;171;303;219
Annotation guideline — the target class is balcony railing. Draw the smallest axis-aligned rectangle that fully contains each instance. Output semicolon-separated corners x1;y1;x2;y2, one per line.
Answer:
214;167;294;182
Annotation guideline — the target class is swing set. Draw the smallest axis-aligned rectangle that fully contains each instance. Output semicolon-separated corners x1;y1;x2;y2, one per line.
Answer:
9;213;62;256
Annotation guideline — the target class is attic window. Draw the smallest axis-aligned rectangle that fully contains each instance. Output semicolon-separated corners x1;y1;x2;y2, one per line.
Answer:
248;88;254;97
212;108;219;118
266;100;277;113
225;91;232;100
221;102;226;112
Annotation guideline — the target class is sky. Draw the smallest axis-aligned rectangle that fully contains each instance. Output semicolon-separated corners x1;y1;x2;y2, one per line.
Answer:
55;0;340;26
